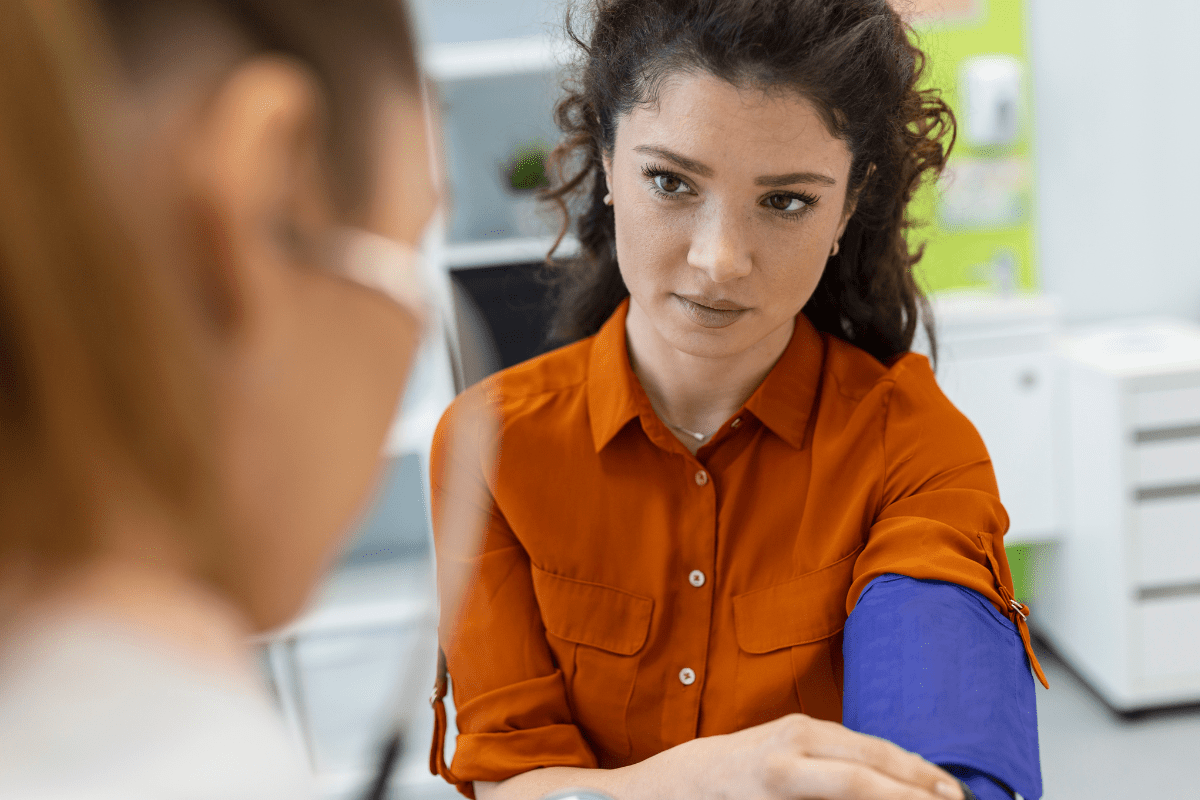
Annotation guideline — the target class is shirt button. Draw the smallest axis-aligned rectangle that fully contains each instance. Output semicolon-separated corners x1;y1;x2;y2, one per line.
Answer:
679;667;696;686
731;417;742;429
688;570;706;588
694;469;708;486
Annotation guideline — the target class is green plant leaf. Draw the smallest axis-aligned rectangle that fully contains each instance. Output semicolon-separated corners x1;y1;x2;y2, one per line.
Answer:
506;145;549;192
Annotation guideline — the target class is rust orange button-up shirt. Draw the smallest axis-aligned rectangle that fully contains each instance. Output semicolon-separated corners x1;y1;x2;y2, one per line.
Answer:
430;299;1044;798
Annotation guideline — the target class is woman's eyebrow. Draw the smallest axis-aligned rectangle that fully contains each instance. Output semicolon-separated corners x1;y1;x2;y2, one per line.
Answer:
632;145;836;187
755;171;837;188
634;145;713;177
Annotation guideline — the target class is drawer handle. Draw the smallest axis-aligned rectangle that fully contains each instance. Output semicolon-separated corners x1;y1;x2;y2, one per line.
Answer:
1136;482;1200;502
1135;424;1200;444
1138;582;1200;602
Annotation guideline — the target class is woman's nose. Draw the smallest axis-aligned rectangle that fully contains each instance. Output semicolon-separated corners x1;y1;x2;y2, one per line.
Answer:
686;203;753;283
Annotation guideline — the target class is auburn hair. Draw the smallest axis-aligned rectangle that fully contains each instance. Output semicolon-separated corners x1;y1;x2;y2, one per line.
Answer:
542;0;954;364
0;0;424;575
0;0;215;567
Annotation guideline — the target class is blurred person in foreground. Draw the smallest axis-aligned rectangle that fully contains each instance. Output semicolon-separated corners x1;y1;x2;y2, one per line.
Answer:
0;0;483;797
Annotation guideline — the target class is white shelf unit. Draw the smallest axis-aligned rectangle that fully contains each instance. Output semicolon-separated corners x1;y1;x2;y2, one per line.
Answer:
920;291;1064;545
440;234;578;272
425;35;572;83
423;36;570;247
1034;318;1200;711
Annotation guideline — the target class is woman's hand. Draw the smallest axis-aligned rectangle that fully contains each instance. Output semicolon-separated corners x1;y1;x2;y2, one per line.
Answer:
475;713;964;800
667;713;964;800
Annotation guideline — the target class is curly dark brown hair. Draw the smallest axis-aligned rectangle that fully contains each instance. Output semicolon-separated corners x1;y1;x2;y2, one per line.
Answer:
541;0;954;364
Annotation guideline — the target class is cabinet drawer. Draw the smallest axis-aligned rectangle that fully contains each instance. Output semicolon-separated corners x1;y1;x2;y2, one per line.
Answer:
1138;594;1200;681
1135;495;1200;587
1133;437;1200;487
1133;384;1200;430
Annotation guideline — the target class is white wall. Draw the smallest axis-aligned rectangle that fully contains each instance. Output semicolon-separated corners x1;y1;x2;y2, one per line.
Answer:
1028;0;1200;324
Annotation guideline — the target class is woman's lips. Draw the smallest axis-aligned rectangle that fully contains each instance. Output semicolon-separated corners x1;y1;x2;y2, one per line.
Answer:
674;294;749;328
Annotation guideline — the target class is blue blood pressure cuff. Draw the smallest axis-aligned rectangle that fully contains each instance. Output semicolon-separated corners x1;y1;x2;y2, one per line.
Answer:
842;574;1043;800
955;777;982;800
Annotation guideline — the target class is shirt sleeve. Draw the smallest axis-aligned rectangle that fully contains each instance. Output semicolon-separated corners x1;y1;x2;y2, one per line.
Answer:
847;355;1048;689
843;573;1041;800
429;389;597;797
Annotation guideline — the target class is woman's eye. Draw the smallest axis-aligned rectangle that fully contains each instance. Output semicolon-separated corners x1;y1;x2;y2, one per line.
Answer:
767;194;806;212
654;174;687;194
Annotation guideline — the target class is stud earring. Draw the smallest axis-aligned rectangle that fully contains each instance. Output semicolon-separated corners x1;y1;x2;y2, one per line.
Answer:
603;192;613;206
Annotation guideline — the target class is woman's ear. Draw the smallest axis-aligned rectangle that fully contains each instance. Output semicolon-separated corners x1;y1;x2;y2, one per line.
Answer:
601;154;614;201
179;56;332;343
835;162;875;242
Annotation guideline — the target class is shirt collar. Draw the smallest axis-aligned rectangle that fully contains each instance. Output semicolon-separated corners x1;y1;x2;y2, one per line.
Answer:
587;298;643;452
742;313;824;450
587;298;826;453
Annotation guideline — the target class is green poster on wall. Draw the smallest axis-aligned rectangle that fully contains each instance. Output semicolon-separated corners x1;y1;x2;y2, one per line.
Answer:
906;0;1039;297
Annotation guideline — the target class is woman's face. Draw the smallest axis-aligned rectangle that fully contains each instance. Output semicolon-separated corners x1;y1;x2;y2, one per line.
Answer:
179;74;438;631
604;71;855;360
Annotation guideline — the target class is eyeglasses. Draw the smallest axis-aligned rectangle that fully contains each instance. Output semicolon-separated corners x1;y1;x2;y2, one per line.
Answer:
333;226;432;334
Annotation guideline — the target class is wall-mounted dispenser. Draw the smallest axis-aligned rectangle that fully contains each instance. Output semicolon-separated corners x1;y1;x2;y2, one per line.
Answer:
960;54;1023;148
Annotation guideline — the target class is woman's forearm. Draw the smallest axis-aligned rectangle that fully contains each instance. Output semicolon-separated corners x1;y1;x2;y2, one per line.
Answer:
471;715;966;800
474;749;684;800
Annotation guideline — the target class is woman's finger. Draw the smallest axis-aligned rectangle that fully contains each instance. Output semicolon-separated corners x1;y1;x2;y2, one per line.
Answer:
781;716;962;798
768;754;963;800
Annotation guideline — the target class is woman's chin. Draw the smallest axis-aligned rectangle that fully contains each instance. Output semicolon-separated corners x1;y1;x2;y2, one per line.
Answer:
630;294;776;360
655;304;802;363
659;317;759;360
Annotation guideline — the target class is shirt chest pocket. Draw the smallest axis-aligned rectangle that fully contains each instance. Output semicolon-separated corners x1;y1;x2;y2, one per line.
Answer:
531;566;653;762
731;546;862;724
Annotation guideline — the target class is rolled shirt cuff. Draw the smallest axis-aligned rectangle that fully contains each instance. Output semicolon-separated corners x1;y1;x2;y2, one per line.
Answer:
450;724;599;783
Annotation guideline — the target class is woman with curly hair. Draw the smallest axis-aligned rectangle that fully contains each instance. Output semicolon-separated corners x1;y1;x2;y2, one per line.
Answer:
430;2;1046;799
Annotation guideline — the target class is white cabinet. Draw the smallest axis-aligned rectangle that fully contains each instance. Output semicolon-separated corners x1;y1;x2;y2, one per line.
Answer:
1033;319;1200;711
923;293;1063;543
1133;437;1200;486
1139;595;1200;683
1134;497;1200;588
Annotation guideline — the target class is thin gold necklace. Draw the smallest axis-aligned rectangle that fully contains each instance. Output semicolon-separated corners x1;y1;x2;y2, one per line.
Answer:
668;421;712;443
649;395;714;443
